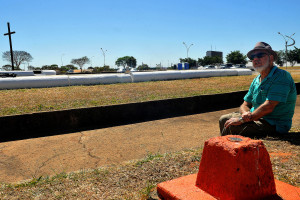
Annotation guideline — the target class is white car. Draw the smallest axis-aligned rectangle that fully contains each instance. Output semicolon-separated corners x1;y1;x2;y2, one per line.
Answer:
204;65;216;69
130;68;137;72
117;68;125;73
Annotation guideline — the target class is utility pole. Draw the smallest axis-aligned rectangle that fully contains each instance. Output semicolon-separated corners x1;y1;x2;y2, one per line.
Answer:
100;48;107;67
278;32;295;69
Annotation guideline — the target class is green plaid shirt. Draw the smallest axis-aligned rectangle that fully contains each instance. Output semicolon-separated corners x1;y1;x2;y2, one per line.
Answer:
244;66;297;133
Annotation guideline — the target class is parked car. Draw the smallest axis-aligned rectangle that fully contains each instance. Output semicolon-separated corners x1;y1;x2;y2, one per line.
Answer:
204;65;216;69
117;68;125;73
220;63;233;69
130;67;137;72
219;64;226;69
234;64;246;68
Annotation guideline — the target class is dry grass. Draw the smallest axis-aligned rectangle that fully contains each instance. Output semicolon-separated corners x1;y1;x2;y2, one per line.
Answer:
0;135;298;200
0;70;298;199
0;72;299;116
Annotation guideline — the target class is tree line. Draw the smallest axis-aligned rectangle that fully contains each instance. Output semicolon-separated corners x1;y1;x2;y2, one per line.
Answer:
276;47;300;67
179;47;300;68
2;48;300;73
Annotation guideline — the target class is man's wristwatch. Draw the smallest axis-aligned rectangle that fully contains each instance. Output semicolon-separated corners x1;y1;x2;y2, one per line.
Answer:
239;116;245;123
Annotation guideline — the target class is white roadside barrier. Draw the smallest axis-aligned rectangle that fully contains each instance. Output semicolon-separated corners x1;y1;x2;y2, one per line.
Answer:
0;69;252;90
0;70;57;76
0;74;132;89
0;71;34;76
130;69;251;82
130;71;182;82
68;74;132;86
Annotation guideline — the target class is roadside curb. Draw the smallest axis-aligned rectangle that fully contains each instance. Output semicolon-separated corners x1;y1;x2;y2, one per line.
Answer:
1;82;299;142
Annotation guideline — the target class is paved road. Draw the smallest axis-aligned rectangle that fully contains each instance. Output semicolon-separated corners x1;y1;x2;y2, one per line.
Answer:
0;96;299;183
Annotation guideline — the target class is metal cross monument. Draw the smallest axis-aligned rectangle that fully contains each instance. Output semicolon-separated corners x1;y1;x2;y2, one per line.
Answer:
4;22;16;70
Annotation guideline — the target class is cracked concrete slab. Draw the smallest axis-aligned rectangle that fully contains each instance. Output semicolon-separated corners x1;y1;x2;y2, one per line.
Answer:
0;96;299;183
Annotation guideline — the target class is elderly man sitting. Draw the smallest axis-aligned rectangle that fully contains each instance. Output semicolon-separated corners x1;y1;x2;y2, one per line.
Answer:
219;42;297;137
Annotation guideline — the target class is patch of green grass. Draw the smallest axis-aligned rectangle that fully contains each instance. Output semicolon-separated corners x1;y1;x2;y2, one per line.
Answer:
16;176;43;188
52;172;68;180
135;152;164;166
139;181;156;200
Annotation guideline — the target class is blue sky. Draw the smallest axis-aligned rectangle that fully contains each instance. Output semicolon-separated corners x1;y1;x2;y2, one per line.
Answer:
0;0;299;69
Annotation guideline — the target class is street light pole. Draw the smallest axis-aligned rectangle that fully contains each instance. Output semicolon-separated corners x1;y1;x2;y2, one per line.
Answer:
278;32;295;69
183;42;193;58
61;53;65;67
100;48;107;67
90;56;94;67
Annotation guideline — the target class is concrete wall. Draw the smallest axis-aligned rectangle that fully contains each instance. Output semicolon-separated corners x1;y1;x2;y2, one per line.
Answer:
1;82;299;142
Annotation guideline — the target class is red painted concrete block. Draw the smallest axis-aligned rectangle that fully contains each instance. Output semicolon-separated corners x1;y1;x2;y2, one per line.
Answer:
157;174;216;200
196;135;276;199
157;135;300;200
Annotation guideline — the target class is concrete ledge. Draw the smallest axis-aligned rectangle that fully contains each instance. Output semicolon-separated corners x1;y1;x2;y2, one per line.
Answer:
1;82;299;142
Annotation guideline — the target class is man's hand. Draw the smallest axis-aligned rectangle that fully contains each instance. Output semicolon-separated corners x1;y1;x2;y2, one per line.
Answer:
241;111;252;122
224;117;243;128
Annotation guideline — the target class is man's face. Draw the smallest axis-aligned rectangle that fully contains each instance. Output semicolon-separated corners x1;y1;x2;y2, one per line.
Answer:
250;50;272;73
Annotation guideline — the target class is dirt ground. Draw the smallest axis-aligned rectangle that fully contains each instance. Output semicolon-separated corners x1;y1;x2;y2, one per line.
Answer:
0;97;299;184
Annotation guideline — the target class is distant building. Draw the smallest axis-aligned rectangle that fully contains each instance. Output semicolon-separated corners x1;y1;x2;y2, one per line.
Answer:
206;51;223;58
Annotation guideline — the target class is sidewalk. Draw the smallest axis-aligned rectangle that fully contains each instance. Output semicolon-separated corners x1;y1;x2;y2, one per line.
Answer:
0;96;299;183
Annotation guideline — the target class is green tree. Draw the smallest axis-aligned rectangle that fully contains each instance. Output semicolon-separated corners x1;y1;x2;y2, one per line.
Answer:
64;64;77;70
226;51;247;64
287;47;300;67
60;64;77;74
179;58;197;68
27;65;36;70
71;56;90;72
137;63;150;71
198;56;223;66
92;65;114;73
275;50;285;67
41;65;50;70
2;64;12;71
42;64;59;70
293;47;300;63
167;64;177;70
115;56;137;70
2;50;33;70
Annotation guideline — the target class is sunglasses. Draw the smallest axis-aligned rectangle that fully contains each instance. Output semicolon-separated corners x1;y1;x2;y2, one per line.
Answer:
250;52;267;60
